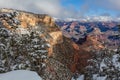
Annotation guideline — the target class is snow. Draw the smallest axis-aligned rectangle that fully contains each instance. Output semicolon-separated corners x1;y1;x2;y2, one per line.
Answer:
36;50;47;53
93;74;107;80
71;75;84;80
93;74;98;80
77;75;84;80
100;60;107;71
45;43;51;48
32;38;39;43
112;54;120;68
16;28;30;35
0;70;42;80
13;18;20;24
72;74;107;80
41;55;47;59
5;14;12;18
95;76;107;80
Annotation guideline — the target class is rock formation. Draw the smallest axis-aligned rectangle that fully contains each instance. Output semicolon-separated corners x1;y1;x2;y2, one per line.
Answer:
0;8;105;80
0;8;72;80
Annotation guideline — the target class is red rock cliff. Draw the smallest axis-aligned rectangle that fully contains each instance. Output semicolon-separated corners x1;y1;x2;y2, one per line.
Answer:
0;8;104;79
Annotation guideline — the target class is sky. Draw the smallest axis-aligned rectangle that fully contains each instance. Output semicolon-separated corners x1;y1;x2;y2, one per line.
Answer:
0;0;120;19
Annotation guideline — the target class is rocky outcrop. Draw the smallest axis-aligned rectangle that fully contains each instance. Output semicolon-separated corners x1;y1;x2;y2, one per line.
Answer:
0;8;72;80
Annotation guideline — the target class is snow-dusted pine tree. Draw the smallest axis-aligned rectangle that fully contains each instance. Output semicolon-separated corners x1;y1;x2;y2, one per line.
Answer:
0;24;50;75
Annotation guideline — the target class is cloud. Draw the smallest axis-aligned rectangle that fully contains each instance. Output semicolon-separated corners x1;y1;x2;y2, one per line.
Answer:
0;0;62;17
0;0;119;19
0;0;88;19
0;0;80;19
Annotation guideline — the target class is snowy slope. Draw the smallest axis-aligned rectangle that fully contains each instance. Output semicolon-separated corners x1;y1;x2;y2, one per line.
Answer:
0;70;42;80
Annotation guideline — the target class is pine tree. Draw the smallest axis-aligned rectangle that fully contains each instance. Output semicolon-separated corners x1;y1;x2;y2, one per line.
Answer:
0;26;50;75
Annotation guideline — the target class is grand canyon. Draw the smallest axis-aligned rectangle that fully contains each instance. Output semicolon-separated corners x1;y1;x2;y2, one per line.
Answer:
0;8;120;80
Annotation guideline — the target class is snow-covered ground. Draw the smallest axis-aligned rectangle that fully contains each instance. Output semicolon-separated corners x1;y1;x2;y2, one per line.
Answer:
72;54;120;80
71;75;84;80
0;70;42;80
72;74;107;80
